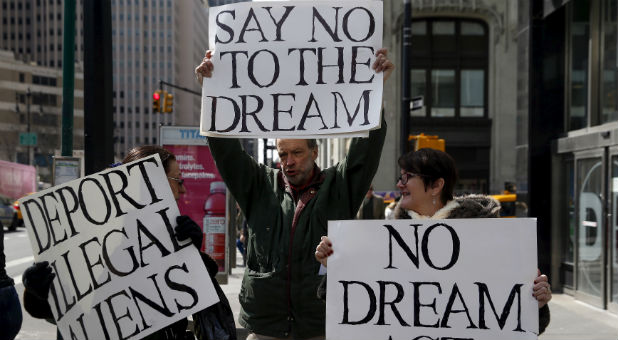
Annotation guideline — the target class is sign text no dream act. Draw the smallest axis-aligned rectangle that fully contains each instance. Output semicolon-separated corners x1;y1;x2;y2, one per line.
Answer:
326;219;539;340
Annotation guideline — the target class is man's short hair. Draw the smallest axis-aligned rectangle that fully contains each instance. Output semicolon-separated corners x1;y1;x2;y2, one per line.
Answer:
306;139;317;149
276;139;318;149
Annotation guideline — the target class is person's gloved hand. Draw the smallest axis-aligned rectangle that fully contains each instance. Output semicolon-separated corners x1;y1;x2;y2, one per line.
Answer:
175;215;203;249
22;261;55;300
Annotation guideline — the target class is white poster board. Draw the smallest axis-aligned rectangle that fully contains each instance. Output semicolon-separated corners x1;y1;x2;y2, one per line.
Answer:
19;155;218;340
326;218;539;340
201;0;383;138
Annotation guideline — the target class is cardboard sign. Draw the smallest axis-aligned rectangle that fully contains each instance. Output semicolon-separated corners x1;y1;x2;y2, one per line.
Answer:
19;155;218;340
201;0;383;138
326;218;539;340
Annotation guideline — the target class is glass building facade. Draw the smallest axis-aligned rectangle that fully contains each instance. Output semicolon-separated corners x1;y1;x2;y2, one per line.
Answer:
524;0;618;312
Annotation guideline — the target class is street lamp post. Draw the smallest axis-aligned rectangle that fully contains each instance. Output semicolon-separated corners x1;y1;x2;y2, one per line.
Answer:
400;0;412;155
26;88;31;165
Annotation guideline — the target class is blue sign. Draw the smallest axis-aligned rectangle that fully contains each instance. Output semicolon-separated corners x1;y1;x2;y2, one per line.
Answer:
160;126;208;146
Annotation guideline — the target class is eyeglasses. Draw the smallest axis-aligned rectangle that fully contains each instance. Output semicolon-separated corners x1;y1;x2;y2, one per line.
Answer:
167;176;185;186
397;172;426;185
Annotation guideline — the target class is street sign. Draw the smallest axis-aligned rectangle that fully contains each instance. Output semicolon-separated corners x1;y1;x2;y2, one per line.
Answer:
19;132;37;146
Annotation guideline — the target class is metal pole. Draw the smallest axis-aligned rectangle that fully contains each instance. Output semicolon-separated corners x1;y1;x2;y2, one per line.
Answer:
27;88;31;165
262;138;268;165
84;0;113;174
61;0;76;157
400;0;412;155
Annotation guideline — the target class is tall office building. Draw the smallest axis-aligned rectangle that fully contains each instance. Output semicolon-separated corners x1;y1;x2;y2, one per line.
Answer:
0;1;85;183
0;0;85;67
111;0;209;159
0;50;84;183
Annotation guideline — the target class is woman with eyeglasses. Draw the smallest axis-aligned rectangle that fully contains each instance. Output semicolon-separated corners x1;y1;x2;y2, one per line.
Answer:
22;145;236;340
315;147;552;334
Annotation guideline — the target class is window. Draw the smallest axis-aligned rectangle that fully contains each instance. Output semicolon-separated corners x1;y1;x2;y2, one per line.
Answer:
602;0;618;124
410;18;488;118
431;69;455;117
460;70;485;117
568;0;589;130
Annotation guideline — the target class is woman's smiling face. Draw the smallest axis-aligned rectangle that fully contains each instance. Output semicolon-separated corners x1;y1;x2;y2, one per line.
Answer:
396;169;433;213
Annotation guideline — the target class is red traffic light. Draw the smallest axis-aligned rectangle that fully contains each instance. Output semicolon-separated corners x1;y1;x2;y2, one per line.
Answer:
153;92;160;100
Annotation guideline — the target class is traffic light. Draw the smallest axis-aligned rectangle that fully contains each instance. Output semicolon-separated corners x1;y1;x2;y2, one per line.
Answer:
152;90;161;113
163;91;173;113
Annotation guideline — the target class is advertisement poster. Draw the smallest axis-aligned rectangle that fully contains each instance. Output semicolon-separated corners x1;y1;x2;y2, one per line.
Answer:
161;126;228;273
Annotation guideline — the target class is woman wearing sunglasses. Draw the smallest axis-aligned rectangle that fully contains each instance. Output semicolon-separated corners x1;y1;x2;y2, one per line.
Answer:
315;147;552;334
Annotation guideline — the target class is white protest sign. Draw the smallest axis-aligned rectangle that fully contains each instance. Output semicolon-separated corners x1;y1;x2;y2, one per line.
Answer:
326;218;539;340
20;154;218;340
201;0;383;138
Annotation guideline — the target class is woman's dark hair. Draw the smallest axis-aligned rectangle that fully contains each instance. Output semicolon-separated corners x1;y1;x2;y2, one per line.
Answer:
397;148;458;204
122;145;175;173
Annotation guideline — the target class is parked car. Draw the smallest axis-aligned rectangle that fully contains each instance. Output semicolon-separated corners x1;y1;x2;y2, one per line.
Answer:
0;194;15;231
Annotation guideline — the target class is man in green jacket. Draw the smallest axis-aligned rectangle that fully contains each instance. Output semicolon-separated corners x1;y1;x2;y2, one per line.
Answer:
196;49;394;340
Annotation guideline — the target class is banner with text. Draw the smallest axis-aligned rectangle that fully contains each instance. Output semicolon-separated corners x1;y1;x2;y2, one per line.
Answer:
201;0;383;138
20;154;218;340
326;218;539;340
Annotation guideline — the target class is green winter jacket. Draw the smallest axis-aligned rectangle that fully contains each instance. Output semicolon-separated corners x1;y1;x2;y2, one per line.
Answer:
207;120;386;339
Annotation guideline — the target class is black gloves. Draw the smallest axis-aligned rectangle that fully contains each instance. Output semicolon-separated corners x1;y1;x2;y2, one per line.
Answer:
23;261;55;300
175;215;203;249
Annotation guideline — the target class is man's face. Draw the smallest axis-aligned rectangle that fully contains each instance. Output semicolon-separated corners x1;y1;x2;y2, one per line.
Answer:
277;139;318;186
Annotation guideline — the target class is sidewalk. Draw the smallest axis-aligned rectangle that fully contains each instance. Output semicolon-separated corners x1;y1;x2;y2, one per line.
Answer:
539;293;618;340
223;252;618;340
220;258;248;339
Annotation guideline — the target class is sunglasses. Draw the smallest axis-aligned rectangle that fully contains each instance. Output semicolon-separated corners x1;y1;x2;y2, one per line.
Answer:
168;176;185;186
397;172;426;185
